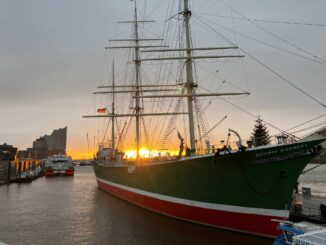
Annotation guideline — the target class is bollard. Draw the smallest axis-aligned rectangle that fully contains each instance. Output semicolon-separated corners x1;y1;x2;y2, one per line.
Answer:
302;187;311;198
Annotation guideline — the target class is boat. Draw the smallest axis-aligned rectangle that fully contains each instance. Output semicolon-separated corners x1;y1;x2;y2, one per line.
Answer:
44;155;74;177
15;170;33;183
95;144;125;162
273;221;326;245
83;0;326;238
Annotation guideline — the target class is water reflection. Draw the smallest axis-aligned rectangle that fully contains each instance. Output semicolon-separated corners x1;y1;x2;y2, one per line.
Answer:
0;166;270;244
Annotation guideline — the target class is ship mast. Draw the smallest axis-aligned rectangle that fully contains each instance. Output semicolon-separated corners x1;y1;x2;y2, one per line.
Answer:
83;0;185;160
183;0;196;154
111;61;116;160
138;0;247;155
133;1;141;160
83;1;247;158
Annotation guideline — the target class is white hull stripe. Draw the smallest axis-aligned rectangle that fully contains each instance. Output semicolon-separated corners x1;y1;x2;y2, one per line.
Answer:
97;177;289;217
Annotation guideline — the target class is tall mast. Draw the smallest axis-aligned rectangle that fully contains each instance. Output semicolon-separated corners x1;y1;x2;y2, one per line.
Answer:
83;1;247;158
133;1;141;160
137;1;245;155
86;133;91;160
111;61;116;160
183;0;196;155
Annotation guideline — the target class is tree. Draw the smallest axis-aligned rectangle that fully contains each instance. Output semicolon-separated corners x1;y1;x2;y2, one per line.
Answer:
250;117;271;147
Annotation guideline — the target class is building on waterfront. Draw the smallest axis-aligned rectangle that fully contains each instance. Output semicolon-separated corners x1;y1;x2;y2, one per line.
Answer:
0;143;18;161
40;127;67;155
17;150;28;159
17;127;67;159
31;138;48;159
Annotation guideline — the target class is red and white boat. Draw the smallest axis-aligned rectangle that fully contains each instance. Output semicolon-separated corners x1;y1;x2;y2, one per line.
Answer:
44;155;74;177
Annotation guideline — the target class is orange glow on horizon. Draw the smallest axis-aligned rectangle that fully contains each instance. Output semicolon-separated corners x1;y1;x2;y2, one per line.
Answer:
124;148;179;159
67;147;180;160
66;149;95;160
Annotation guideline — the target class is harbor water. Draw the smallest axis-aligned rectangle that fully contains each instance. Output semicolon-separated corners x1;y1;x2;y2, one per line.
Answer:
1;165;325;245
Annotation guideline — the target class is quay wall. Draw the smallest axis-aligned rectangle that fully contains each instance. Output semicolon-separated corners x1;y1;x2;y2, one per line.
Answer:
0;159;41;184
0;161;15;185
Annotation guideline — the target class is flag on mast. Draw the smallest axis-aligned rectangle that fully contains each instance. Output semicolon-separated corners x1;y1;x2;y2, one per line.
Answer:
97;108;107;113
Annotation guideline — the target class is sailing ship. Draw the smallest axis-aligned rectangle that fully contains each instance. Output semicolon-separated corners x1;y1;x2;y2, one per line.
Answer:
84;0;325;238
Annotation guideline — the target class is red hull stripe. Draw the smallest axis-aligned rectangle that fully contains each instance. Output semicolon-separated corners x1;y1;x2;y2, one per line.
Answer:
97;178;285;238
45;169;74;177
97;177;288;217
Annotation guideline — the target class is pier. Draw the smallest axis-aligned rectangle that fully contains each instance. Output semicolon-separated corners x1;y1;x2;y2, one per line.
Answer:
0;161;11;185
0;161;18;185
0;159;43;184
290;192;326;224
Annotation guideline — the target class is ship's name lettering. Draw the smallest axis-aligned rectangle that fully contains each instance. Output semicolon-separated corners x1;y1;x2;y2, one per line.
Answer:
279;144;307;153
256;150;278;157
256;144;308;158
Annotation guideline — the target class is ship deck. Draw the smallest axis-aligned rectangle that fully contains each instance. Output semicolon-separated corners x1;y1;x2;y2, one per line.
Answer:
96;153;216;167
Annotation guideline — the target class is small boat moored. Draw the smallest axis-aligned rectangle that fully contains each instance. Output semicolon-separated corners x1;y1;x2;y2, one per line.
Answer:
44;155;74;177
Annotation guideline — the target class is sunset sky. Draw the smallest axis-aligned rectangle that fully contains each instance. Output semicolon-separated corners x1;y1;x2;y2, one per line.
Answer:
1;0;325;159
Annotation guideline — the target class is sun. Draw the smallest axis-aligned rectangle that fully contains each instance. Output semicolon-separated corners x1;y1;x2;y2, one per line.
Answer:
124;148;179;159
124;148;150;159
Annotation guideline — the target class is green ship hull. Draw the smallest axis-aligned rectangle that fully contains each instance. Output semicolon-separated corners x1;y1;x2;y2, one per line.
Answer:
94;138;324;237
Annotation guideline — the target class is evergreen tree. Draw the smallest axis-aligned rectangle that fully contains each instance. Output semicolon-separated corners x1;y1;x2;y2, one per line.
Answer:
250;117;271;147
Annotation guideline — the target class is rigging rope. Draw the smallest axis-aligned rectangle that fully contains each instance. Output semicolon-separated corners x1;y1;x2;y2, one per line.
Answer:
194;15;326;109
196;15;326;66
194;98;211;148
141;116;150;147
198;13;325;27
290;121;326;135
219;0;326;64
101;119;110;146
286;114;326;132
159;97;183;150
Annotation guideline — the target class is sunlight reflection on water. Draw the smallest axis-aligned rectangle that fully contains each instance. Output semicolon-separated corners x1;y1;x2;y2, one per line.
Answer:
0;166;270;245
